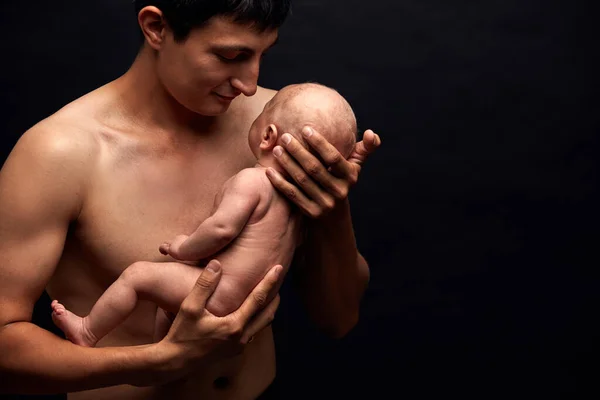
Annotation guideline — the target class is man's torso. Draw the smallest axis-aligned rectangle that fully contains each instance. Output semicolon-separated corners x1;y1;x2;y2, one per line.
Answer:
43;80;280;399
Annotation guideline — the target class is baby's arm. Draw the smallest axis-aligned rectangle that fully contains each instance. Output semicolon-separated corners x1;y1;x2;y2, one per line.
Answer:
160;172;261;261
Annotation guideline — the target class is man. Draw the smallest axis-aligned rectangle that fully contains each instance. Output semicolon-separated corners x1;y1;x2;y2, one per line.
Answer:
0;1;380;399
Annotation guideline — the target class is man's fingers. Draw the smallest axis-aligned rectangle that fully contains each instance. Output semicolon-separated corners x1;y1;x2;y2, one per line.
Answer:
299;127;354;179
347;142;368;166
241;294;281;344
179;260;222;316
272;144;329;198
362;129;382;152
286;127;355;183
276;132;346;194
362;130;382;156
265;167;324;218
300;127;353;175
348;130;382;166
233;265;283;322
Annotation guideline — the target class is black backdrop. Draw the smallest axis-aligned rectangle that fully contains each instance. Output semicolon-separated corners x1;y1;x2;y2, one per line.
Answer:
0;0;597;398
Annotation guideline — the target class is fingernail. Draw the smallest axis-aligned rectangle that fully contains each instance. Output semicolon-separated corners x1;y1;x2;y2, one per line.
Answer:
281;134;291;145
206;261;221;273
273;146;283;157
302;127;313;137
274;265;283;277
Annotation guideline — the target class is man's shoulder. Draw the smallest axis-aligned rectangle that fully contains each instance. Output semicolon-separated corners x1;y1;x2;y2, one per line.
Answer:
27;111;99;151
9;111;101;178
0;113;101;220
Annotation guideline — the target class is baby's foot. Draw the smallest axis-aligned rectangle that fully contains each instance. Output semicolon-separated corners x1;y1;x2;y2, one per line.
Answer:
51;300;98;347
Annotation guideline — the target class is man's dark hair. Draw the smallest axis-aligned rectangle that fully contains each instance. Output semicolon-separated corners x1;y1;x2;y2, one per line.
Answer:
134;0;291;41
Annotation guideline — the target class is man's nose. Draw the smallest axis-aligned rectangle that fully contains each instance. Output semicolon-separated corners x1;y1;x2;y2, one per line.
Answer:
230;60;260;97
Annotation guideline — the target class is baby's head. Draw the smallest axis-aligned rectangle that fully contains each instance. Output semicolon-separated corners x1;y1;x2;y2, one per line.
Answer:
248;83;357;165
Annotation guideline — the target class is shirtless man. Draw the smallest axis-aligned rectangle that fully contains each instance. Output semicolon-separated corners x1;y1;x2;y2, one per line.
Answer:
50;83;358;347
0;1;380;399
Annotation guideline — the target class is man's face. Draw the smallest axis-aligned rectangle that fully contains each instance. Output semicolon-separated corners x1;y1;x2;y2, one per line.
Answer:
156;16;278;116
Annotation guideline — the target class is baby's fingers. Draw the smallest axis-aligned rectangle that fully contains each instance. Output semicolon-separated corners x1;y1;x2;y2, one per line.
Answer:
159;235;189;258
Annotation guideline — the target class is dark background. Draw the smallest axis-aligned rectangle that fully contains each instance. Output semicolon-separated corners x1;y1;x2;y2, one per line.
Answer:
1;0;597;398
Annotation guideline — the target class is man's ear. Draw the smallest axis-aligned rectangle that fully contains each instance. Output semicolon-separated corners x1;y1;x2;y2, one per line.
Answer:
260;124;280;150
138;6;167;50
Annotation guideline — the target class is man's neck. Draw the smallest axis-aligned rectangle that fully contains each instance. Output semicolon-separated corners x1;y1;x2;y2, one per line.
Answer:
113;45;217;137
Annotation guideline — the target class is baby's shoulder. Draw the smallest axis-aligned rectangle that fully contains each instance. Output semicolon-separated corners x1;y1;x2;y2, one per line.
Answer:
227;167;271;193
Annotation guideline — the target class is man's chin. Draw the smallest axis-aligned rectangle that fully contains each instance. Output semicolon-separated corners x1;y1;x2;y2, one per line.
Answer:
193;103;231;117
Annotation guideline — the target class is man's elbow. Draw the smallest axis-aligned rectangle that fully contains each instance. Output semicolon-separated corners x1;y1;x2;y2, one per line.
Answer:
305;300;361;339
357;253;370;293
327;257;370;339
325;311;360;339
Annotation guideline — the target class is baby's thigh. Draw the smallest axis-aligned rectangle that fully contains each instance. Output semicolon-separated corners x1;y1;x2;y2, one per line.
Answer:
126;261;202;313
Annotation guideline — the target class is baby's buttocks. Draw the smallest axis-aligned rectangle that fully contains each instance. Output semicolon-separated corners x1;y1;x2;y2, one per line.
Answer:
205;189;299;317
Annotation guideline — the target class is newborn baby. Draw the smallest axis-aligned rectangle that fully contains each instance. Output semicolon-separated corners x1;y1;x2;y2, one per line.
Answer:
51;83;358;347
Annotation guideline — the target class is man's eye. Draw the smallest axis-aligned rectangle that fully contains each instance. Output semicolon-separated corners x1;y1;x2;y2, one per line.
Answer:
217;53;236;61
217;52;248;62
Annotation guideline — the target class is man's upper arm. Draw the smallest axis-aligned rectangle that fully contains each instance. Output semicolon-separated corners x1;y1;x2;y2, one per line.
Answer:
0;125;94;326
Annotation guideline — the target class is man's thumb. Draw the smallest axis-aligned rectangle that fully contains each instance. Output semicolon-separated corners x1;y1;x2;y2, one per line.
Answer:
183;260;222;312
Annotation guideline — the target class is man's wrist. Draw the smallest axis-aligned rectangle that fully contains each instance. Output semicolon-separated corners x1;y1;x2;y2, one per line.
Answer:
310;198;352;232
126;341;187;387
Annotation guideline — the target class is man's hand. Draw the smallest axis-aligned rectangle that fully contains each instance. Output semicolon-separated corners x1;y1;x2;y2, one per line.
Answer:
266;127;381;218
155;260;283;382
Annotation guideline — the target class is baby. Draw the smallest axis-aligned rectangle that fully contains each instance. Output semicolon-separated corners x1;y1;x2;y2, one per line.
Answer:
50;83;358;347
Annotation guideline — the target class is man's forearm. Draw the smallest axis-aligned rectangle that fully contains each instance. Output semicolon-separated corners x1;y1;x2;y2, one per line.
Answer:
0;321;175;394
296;199;370;338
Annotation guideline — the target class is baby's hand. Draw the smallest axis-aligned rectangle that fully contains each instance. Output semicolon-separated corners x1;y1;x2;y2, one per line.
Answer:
159;235;190;260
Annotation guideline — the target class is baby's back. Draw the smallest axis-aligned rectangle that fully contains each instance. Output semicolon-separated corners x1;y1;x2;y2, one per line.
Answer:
206;167;302;316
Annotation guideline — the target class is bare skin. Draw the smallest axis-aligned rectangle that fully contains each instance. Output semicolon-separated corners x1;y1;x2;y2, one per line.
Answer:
50;84;357;349
51;168;300;347
0;10;380;400
1;67;283;400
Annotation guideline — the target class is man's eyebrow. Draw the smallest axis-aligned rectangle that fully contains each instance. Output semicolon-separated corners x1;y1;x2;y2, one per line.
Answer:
213;37;279;55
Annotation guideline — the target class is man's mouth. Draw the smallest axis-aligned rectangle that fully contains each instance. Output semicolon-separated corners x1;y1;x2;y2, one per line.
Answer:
214;93;237;101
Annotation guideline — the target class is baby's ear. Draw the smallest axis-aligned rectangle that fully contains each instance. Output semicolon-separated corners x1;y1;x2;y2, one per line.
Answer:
260;124;279;150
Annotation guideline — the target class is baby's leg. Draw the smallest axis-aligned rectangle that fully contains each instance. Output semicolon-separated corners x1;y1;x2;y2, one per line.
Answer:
52;261;200;347
153;308;175;342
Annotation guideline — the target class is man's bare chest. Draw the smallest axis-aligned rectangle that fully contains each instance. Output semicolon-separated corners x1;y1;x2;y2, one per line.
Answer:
72;139;255;281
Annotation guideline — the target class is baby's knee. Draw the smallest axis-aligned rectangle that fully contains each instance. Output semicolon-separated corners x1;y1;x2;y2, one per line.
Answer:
119;261;153;286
